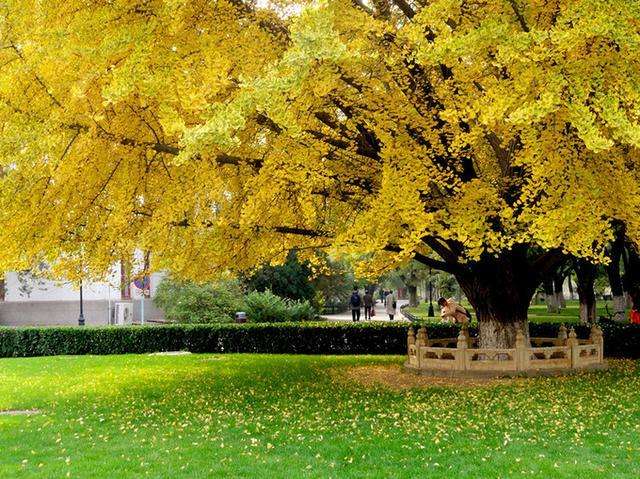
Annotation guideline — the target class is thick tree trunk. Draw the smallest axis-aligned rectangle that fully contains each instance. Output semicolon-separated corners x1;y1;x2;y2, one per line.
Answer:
455;249;537;349
574;259;597;324
408;285;418;307
567;273;575;300
622;242;640;312
553;274;566;308
607;235;626;321
543;278;559;313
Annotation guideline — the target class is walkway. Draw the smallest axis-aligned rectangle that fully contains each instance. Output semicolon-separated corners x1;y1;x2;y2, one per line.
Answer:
321;299;410;322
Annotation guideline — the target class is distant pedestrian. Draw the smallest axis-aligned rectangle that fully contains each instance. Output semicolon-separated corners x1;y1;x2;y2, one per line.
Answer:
363;290;374;320
350;288;362;322
385;290;396;320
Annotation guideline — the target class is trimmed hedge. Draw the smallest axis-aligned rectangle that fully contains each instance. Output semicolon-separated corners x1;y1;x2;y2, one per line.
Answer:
0;320;639;358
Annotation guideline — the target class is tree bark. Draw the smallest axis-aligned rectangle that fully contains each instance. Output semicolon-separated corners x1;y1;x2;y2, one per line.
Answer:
408;284;418;307
543;278;559;313
574;259;597;324
607;234;626;321
567;273;574;300
454;248;543;349
553;274;566;308
622;241;640;312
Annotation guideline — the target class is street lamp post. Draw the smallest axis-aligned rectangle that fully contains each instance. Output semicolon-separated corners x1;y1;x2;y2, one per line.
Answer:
78;281;85;326
427;267;435;318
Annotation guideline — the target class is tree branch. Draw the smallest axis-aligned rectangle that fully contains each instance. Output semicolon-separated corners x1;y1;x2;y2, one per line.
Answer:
383;244;456;273
391;0;416;19
507;0;530;32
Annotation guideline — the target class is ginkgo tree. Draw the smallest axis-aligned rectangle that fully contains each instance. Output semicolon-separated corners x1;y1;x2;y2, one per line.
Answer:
1;0;640;347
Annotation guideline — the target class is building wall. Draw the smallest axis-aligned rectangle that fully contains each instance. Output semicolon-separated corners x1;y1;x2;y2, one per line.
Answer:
0;298;165;327
3;271;165;302
0;268;167;326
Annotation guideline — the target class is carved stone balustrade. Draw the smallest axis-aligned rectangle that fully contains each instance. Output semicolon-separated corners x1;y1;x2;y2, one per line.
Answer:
405;324;606;377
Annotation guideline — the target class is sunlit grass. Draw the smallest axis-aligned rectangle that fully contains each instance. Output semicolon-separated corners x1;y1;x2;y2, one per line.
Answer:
1;354;639;478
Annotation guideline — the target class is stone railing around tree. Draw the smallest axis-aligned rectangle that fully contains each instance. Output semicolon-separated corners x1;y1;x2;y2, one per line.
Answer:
405;324;605;377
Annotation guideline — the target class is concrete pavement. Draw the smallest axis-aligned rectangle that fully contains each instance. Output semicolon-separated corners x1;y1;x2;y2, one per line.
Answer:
321;299;410;322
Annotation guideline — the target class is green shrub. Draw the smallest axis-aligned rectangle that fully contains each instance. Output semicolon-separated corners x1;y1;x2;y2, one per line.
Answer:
285;298;316;321
243;290;316;322
243;290;288;322
1;321;639;358
154;278;243;323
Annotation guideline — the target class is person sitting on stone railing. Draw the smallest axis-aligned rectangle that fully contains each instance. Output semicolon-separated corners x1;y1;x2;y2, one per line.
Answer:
438;297;470;325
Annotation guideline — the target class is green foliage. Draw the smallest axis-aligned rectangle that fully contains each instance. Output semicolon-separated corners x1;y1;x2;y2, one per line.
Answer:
154;278;244;323
310;258;355;313
154;277;316;324
433;272;459;299
243;290;315;322
0;321;638;358
244;252;315;301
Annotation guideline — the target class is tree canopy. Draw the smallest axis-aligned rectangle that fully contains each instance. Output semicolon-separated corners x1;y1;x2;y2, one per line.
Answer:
1;0;639;344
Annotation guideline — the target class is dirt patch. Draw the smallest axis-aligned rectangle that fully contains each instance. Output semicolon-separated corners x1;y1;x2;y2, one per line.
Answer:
335;364;530;391
0;409;40;416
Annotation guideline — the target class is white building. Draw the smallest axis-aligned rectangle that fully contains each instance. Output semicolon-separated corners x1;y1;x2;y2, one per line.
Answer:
0;267;166;327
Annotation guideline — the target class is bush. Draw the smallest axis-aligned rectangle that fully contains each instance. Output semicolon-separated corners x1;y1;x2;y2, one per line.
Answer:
1;321;640;358
285;298;316;322
243;290;315;322
154;279;243;323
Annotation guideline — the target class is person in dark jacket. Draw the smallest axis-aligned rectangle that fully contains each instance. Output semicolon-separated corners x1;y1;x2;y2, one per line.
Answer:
350;288;361;322
363;290;374;320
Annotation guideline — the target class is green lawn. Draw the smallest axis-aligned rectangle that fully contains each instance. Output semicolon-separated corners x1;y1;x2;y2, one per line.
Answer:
1;354;640;478
406;299;621;323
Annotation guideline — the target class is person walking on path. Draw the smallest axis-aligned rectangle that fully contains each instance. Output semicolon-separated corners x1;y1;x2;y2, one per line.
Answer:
438;297;470;325
363;290;374;320
385;290;396;320
350;288;362;322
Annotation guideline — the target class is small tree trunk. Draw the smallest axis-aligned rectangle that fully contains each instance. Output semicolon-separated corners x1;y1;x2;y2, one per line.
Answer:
612;295;626;322
607;235;626;321
574;259;597;324
623;242;640;312
543;278;559;313
567;273;575;300
408;285;418;307
553;274;566;308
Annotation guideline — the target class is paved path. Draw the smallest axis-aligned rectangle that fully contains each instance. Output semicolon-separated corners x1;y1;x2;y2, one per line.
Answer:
321;299;410;322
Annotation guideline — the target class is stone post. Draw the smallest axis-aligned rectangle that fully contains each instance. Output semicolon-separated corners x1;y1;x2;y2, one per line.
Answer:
557;324;567;345
515;329;528;371
407;326;415;348
415;327;427;368
590;323;604;363
461;323;472;348
416;327;427;347
567;327;578;368
456;327;468;371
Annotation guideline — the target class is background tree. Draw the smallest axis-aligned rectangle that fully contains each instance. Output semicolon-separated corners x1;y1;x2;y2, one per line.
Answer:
0;1;640;347
243;251;315;302
623;242;640;313
606;227;627;321
573;259;598;324
542;277;559;314
385;261;430;307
